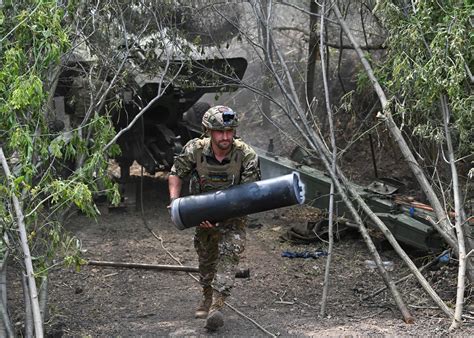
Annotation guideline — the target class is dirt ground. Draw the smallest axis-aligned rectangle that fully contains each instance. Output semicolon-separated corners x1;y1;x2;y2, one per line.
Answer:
23;174;470;336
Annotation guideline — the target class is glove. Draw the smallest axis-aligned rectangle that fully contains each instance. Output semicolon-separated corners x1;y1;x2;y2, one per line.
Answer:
167;197;177;216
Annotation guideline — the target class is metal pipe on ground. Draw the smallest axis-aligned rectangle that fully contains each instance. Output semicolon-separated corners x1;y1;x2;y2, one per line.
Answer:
170;172;305;230
87;260;250;278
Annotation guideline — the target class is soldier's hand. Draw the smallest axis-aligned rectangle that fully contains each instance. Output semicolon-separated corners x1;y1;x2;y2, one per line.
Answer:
199;220;215;228
167;197;177;216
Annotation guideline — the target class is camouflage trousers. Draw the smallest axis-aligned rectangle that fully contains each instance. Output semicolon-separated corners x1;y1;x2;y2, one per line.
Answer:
194;218;246;296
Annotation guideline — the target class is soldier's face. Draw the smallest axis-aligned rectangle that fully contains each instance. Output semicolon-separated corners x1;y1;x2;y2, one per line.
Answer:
210;129;235;150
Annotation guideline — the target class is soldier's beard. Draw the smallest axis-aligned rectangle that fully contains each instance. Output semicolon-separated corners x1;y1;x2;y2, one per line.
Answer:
216;140;231;150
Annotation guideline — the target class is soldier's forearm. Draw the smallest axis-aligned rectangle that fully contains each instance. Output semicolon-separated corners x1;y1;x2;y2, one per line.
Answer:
168;175;183;201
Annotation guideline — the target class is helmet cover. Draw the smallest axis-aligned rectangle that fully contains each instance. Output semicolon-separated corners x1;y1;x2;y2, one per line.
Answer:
201;105;239;130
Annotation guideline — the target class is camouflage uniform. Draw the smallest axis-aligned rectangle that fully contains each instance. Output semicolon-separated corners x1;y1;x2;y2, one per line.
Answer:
170;136;260;296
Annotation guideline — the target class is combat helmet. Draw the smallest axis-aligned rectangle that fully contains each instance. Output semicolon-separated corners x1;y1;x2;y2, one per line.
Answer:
201;105;239;131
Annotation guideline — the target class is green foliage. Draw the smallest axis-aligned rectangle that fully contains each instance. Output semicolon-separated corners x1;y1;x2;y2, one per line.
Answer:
375;1;473;156
0;1;118;276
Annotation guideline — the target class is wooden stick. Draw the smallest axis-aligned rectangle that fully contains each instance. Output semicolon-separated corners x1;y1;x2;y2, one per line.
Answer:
87;260;250;278
88;260;200;272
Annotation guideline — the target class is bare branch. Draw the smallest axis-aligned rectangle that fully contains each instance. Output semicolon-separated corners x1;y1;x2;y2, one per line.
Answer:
319;0;336;317
441;94;468;331
0;147;43;337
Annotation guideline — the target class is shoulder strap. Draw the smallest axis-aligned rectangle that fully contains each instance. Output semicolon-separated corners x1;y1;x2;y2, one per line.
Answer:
194;146;208;177
228;149;242;184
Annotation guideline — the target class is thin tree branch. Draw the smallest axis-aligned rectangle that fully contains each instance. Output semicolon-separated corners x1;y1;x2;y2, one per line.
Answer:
0;147;43;337
441;94;467;331
319;1;335;317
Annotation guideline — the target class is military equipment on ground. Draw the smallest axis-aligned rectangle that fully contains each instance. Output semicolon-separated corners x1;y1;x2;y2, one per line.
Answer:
255;147;446;252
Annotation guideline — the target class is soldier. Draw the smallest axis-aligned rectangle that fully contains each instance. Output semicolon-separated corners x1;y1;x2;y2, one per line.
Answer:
168;105;260;331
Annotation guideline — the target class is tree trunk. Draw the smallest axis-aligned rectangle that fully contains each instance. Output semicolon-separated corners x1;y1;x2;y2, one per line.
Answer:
259;0;273;128
0;251;14;337
39;276;48;323
305;0;319;106
0;148;43;337
22;274;33;338
441;95;467;330
319;0;335;317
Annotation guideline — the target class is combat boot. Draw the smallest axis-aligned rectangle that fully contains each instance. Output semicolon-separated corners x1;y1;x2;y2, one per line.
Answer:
205;291;226;331
195;286;213;319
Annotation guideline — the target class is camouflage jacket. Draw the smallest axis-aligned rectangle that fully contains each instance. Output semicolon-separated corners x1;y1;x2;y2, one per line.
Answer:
170;137;260;193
